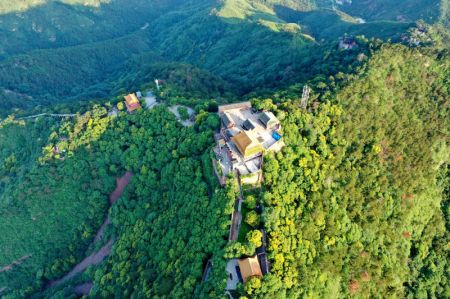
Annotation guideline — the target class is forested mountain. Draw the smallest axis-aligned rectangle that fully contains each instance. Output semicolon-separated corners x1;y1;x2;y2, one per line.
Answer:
337;0;442;22
249;44;449;298
0;0;184;58
0;0;108;14
0;0;448;298
0;0;446;115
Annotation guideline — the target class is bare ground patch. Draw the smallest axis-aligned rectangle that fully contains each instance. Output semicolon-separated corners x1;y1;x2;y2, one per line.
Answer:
46;171;133;291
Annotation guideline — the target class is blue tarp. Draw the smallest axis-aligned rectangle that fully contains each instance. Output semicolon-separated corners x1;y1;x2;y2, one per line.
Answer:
272;132;281;141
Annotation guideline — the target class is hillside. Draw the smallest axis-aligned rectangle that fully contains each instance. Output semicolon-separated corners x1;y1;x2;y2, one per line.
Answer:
0;40;448;298
337;0;442;22
0;104;233;298
0;0;108;14
249;44;449;298
274;7;412;40
1;0;444;116
0;0;184;58
0;1;448;298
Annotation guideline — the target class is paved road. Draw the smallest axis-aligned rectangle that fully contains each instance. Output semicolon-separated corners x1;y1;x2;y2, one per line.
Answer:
168;105;195;127
144;95;157;109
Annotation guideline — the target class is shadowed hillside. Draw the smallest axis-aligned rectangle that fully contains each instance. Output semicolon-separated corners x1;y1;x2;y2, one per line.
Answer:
0;0;185;59
0;0;444;116
0;0;109;14
337;0;441;22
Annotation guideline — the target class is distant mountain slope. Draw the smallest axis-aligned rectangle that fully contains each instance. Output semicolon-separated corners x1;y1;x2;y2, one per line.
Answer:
337;0;442;22
0;0;108;14
0;0;444;115
0;0;314;114
218;0;444;22
274;6;412;40
0;0;185;59
217;0;444;40
0;31;155;104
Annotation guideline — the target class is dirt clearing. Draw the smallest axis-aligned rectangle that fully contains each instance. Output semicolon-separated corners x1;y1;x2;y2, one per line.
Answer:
110;171;133;204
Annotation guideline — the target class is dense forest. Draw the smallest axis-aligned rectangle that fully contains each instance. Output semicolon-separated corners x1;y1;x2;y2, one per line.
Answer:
0;0;449;298
0;105;236;297
0;0;445;115
242;44;449;298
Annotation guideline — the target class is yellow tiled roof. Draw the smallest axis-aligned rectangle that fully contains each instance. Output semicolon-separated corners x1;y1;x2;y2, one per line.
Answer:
238;256;262;283
124;93;139;105
232;131;264;158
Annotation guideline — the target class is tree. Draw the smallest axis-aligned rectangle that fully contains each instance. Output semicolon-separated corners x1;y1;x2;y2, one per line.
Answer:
245;211;260;227
177;106;189;120
207;101;219;112
245;195;257;209
244;277;262;295
246;230;262;248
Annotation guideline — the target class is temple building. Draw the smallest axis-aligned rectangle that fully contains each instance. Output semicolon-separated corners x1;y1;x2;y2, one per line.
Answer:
238;256;263;283
124;93;141;113
231;131;264;159
259;111;279;129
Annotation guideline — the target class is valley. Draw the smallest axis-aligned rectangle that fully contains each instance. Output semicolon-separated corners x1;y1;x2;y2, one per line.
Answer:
0;0;445;116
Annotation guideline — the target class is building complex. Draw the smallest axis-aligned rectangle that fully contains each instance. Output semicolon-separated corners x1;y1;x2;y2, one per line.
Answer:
214;102;284;185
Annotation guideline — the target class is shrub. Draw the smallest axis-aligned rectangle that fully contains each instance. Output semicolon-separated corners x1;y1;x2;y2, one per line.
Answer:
245;195;257;209
245;211;260;227
177;106;189;120
244;276;262;295
246;230;262;248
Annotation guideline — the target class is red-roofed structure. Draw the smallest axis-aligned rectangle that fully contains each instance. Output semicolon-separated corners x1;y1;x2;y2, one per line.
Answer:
124;93;141;113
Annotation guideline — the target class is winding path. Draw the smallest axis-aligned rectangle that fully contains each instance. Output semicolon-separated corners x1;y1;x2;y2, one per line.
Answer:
0;255;32;273
94;171;133;243
46;172;133;289
47;240;113;288
16;113;77;120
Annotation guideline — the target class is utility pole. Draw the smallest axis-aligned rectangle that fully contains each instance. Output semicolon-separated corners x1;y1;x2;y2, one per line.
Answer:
301;85;310;109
